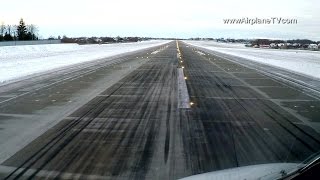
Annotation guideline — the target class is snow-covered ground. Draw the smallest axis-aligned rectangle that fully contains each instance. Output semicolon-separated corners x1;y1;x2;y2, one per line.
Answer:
0;40;170;83
183;41;320;79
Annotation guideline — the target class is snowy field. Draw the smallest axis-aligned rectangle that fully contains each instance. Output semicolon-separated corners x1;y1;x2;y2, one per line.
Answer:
0;40;170;83
184;41;320;79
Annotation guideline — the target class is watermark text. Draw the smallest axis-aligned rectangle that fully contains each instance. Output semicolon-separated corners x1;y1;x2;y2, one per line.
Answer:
223;17;298;25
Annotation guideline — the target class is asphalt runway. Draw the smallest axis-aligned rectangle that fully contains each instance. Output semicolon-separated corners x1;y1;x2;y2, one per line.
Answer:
0;41;320;179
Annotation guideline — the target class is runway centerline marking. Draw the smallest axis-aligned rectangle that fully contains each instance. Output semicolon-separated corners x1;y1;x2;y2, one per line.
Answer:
177;68;191;108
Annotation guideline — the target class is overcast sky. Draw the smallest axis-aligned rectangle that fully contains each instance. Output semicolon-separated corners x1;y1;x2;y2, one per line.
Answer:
1;0;319;40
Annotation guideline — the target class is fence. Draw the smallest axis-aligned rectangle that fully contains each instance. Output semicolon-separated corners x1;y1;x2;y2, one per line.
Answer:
0;40;61;46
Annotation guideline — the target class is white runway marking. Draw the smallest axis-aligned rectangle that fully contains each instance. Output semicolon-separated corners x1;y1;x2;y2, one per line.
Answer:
177;68;190;108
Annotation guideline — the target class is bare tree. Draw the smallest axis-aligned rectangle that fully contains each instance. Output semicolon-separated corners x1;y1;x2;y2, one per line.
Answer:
0;22;6;36
0;20;39;41
6;25;12;35
12;25;18;40
27;24;38;40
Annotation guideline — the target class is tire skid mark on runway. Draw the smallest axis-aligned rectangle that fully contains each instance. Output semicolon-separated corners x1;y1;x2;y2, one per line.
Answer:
178;42;320;173
58;62;163;178
2;49;165;179
3;76;129;179
215;68;320;149
202;54;320;154
179;46;239;172
60;72;145;177
3;41;320;180
2;43;181;179
164;101;171;163
206;68;319;160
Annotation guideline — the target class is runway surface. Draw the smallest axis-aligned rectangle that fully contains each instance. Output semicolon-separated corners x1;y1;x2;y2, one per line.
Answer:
0;41;320;179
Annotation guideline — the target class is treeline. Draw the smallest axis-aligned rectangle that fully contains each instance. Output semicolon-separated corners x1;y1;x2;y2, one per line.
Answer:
61;36;151;44
0;18;38;41
251;39;319;45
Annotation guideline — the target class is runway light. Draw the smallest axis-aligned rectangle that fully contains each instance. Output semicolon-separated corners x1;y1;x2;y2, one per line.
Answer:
190;102;194;106
184;77;187;80
182;66;184;69
180;60;183;63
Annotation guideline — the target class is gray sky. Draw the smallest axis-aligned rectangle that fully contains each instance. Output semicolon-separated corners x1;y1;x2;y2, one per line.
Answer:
1;0;319;40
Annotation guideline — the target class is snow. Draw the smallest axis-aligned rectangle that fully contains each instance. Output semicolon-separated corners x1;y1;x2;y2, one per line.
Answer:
151;50;160;54
151;44;169;54
195;50;205;56
0;40;170;83
183;41;320;79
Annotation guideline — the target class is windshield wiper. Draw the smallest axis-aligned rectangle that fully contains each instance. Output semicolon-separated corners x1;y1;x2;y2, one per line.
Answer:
279;152;320;179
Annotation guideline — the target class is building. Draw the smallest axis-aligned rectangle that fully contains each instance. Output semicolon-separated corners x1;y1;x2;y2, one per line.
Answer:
308;44;318;50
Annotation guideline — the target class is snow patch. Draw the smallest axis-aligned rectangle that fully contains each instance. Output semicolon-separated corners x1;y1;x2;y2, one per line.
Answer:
0;40;170;83
151;45;169;54
151;50;160;54
195;50;205;56
184;41;320;79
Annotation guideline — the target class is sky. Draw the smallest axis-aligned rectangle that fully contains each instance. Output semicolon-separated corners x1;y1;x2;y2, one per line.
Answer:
0;0;319;40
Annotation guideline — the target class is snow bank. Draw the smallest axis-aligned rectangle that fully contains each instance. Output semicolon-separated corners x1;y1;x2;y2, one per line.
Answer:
183;41;320;79
0;40;170;83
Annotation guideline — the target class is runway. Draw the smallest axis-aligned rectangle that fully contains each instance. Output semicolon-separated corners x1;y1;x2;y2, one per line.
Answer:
0;41;319;179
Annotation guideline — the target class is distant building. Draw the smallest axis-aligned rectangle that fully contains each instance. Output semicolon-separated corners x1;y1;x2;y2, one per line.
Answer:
277;43;286;49
292;43;300;48
260;45;269;48
94;38;102;43
308;44;318;50
269;43;277;48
